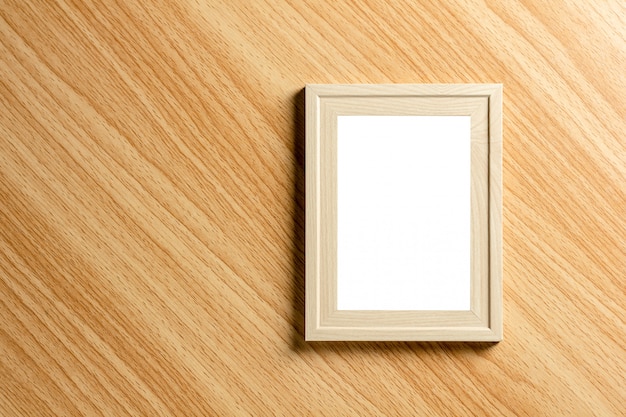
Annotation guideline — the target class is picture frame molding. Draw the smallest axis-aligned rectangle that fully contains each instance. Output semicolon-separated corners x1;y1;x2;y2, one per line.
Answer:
305;84;502;342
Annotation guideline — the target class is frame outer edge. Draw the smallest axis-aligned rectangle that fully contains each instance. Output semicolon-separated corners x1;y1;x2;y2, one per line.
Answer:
489;84;504;341
305;85;321;340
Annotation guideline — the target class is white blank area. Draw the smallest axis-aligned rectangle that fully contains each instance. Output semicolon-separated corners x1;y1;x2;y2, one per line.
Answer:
336;115;471;310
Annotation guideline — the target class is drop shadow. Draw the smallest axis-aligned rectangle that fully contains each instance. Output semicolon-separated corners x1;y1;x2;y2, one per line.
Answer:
288;88;499;355
289;88;306;349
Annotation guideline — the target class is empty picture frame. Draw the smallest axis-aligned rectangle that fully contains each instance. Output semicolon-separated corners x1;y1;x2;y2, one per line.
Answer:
305;84;502;341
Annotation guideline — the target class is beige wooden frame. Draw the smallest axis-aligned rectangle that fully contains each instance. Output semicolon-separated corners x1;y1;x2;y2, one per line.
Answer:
305;84;502;341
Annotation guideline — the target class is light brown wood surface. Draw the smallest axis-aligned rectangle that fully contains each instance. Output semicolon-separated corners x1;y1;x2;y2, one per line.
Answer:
0;1;624;415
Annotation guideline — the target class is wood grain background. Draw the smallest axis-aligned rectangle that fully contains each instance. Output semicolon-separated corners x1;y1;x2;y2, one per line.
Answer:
1;1;624;415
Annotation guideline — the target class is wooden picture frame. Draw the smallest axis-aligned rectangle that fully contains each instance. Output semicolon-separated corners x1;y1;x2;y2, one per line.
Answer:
305;84;502;341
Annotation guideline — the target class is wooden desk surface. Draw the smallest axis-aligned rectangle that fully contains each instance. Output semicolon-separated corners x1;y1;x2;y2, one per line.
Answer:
1;1;624;415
